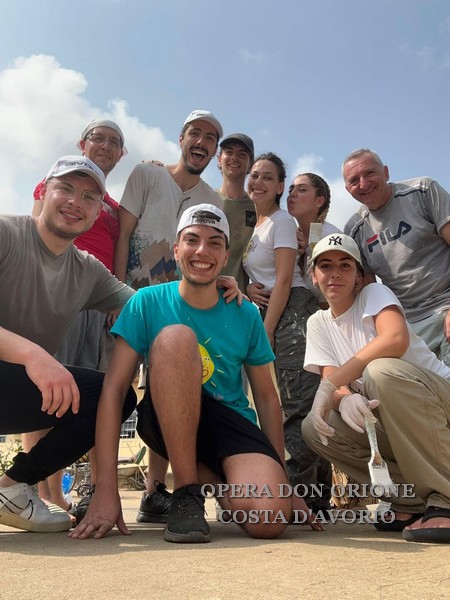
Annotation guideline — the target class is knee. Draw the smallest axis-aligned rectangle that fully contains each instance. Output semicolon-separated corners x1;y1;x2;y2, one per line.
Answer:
240;501;291;539
362;358;401;400
150;325;199;363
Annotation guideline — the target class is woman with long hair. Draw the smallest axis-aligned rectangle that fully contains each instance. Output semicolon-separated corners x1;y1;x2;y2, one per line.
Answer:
243;153;330;512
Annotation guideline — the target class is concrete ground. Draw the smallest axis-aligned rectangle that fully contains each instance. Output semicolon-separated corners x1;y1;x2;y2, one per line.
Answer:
1;490;449;600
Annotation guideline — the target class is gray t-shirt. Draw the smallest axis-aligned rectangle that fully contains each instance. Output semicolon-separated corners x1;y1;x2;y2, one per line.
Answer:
344;177;450;322
120;163;222;288
218;192;256;292
0;215;134;354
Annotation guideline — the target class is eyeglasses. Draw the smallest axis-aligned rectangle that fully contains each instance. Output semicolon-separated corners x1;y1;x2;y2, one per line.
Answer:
48;181;103;208
86;133;122;149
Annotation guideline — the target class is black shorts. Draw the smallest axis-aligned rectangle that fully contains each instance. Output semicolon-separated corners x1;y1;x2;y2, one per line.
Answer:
136;389;283;481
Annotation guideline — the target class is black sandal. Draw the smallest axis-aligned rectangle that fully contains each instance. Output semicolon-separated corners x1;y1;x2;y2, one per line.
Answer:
402;506;450;544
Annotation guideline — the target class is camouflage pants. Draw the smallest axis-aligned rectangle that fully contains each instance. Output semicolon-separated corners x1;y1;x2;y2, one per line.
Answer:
274;287;332;507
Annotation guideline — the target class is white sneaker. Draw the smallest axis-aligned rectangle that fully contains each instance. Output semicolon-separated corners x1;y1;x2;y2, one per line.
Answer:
0;483;72;532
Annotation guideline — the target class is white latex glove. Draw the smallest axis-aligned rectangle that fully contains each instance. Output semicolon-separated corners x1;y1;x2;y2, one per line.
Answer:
310;378;338;446
338;393;379;434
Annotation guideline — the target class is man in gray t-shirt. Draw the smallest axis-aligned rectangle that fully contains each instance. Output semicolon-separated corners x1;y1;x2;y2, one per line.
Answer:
0;156;136;534
343;148;450;366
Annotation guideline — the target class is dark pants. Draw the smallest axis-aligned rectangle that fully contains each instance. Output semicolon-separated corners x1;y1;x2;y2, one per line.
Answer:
0;361;136;485
273;287;332;506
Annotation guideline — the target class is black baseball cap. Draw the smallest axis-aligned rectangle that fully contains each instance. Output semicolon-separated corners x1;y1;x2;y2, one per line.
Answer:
219;133;254;159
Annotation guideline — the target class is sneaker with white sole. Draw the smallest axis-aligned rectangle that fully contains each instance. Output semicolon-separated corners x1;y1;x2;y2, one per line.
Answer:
0;483;72;532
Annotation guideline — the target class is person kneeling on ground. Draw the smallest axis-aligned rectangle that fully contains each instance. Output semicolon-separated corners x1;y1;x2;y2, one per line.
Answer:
71;204;322;543
302;233;450;544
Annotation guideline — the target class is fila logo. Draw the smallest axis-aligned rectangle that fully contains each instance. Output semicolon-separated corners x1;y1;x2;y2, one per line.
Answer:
367;221;412;253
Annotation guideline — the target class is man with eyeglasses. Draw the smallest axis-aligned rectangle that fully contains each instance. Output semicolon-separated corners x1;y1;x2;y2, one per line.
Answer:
26;119;127;519
0;156;136;534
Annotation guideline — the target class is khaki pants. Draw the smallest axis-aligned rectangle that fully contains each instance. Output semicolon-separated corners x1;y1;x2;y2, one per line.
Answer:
302;358;450;512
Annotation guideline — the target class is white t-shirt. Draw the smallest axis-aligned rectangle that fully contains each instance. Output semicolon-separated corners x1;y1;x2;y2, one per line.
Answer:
242;209;306;290
305;283;450;392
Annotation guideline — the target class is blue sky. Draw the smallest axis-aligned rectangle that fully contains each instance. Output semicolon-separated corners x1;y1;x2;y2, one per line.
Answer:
1;0;450;228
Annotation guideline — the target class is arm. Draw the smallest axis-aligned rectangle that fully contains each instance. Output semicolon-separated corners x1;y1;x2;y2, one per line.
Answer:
439;222;450;342
70;336;140;539
245;362;285;462
114;206;138;283
0;326;79;417
31;199;43;217
263;247;296;346
311;305;409;439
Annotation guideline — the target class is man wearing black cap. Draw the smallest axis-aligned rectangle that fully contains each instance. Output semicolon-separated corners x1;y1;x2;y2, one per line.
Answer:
217;133;256;292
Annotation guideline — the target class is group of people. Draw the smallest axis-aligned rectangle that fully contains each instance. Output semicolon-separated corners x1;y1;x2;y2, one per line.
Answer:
0;108;449;545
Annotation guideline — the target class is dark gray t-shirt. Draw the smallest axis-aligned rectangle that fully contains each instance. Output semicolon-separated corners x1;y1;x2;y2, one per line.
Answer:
0;215;134;354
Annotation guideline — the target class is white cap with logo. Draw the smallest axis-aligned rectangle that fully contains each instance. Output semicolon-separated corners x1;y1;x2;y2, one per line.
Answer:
177;204;229;241
311;233;362;266
183;110;223;139
45;155;106;196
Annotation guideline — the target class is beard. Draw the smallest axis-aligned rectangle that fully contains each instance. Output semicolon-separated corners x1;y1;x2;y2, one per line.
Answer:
44;213;81;241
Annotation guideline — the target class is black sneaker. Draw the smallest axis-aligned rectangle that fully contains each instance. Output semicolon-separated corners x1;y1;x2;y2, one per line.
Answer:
136;481;172;524
164;484;210;543
73;484;95;525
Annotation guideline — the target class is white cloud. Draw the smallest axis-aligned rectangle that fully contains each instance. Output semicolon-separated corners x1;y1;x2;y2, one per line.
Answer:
239;48;265;63
0;54;180;215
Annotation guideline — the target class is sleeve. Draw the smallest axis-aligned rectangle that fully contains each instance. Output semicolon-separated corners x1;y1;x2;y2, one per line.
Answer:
362;283;404;325
304;312;341;374
119;163;153;219
421;179;450;234
110;290;152;355
272;213;298;250
83;257;135;312
33;180;45;201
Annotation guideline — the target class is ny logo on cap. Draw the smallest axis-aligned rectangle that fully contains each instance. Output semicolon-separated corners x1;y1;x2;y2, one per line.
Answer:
327;235;343;247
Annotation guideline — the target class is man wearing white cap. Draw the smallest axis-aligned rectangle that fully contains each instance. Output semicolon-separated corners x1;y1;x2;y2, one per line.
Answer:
71;204;295;544
27;119;127;518
0;156;136;534
114;109;224;523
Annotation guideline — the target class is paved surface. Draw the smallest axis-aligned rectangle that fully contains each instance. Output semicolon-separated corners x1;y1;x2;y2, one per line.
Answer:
1;491;449;600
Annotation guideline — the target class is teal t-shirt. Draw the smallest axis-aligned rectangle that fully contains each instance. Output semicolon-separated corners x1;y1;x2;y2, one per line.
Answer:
111;281;275;424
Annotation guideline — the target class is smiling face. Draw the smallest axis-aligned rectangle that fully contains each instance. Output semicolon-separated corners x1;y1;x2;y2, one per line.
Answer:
343;152;391;211
312;250;363;315
287;175;325;221
174;224;229;287
218;142;252;181
247;159;284;208
40;173;102;241
179;120;219;175
79;126;123;177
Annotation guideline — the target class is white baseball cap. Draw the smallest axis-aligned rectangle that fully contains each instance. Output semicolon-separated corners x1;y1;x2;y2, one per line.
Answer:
183;110;223;139
45;155;106;196
311;233;362;266
177;204;229;241
77;118;127;154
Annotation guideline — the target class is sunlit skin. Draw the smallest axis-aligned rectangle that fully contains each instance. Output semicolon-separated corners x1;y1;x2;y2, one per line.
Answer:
287;175;325;222
247;160;284;210
218;143;252;181
312;251;363;317
79;126;124;176
343;153;392;211
38;174;102;253
174;225;230;302
179;120;219;176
